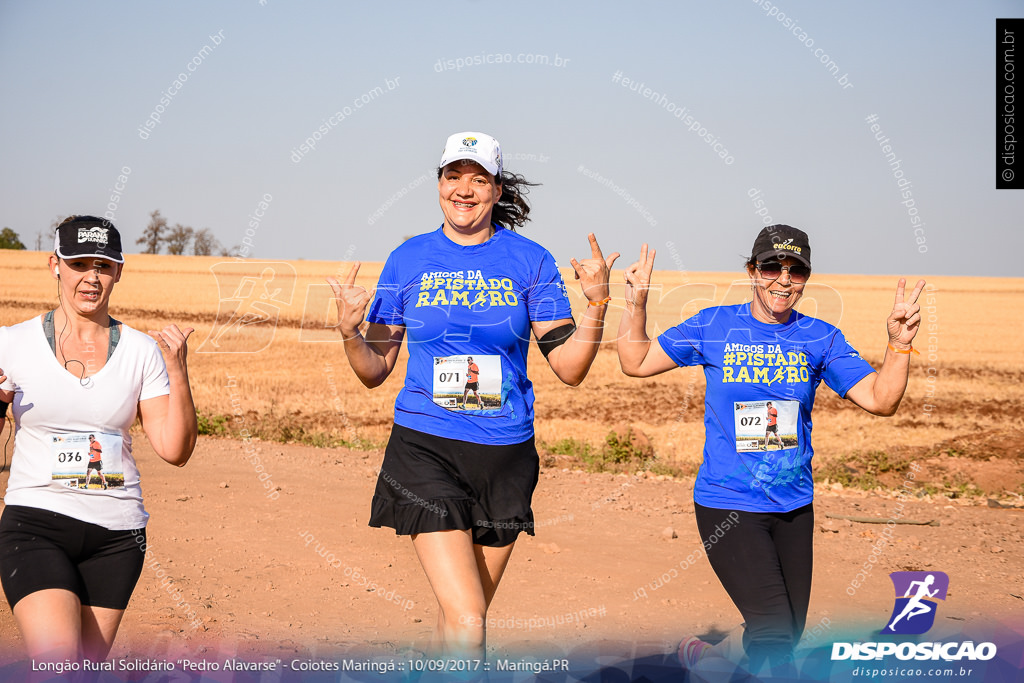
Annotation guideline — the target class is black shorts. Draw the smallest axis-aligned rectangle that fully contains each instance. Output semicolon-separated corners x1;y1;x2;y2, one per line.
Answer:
766;424;778;434
88;460;103;471
464;382;479;391
369;424;539;547
0;505;146;610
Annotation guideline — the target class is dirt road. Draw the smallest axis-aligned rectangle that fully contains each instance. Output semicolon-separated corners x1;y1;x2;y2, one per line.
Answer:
2;435;1020;680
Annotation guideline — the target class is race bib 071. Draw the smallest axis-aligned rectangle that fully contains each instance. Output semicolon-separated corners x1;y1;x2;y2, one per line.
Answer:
432;355;502;412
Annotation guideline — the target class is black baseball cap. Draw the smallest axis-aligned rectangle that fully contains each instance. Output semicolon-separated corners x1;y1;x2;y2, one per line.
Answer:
751;224;811;267
54;216;124;263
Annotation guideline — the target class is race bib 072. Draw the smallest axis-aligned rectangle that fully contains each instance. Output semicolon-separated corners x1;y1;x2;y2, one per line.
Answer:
733;400;799;452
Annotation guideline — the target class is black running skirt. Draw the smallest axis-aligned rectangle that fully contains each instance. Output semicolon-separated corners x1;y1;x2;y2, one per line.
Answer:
369;424;540;547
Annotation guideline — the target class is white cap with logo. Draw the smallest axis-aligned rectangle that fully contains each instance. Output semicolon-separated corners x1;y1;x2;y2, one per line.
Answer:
439;132;502;177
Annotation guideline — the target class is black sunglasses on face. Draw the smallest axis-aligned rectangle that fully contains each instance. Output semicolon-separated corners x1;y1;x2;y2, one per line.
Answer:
756;262;811;283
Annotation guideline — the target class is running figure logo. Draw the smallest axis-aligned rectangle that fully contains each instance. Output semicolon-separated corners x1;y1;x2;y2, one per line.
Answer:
881;571;949;635
85;433;109;490
764;401;784;451
461;356;482;410
197;262;296;353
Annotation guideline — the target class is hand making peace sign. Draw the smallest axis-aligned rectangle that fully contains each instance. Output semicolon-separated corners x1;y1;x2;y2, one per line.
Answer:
569;233;620;305
886;278;927;349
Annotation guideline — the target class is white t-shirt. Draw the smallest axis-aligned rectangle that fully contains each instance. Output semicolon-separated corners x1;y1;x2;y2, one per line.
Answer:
0;315;170;529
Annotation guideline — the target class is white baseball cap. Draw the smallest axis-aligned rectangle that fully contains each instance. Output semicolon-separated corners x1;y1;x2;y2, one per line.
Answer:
439;131;502;177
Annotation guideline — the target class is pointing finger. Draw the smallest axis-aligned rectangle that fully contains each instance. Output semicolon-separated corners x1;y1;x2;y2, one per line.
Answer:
894;277;906;305
644;248;657;276
588;233;604;259
905;279;926;306
344;262;362;286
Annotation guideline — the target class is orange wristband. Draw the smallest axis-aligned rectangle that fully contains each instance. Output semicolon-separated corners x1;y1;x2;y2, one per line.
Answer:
588;296;612;307
887;343;919;355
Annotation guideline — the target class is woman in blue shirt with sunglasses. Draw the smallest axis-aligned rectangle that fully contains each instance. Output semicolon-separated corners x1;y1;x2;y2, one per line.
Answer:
617;225;925;675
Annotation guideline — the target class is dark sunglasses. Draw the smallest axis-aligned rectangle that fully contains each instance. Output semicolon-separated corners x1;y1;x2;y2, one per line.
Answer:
756;262;811;283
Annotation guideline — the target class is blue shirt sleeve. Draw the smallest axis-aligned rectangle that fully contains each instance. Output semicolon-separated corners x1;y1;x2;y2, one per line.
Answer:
526;250;572;322
820;329;875;397
656;311;706;367
366;252;405;326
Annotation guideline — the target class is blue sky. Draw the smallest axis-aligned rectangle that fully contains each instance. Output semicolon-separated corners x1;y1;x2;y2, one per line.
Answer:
0;0;1020;276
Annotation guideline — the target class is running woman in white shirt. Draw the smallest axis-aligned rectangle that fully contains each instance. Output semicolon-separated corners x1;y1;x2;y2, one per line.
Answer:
0;215;198;664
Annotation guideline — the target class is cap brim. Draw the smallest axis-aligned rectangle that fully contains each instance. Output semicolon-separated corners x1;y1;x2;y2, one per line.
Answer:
55;247;124;264
439;154;499;177
754;249;810;267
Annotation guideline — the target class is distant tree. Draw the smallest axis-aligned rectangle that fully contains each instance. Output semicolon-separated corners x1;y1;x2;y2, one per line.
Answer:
0;227;26;250
46;215;67;248
136;210;168;254
164;224;194;255
192;228;220;256
219;244;241;258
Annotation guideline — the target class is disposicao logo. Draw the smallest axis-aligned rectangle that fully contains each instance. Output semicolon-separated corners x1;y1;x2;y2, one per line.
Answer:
831;571;997;662
883;571;948;635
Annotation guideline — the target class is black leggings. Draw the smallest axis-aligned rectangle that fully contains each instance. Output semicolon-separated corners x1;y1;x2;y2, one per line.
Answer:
694;502;814;671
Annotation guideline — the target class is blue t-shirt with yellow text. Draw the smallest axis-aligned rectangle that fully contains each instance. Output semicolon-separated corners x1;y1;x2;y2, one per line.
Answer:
658;303;874;512
368;225;572;445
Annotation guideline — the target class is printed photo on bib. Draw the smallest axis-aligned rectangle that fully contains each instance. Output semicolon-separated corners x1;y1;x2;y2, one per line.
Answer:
432;355;502;412
50;431;125;491
733;400;799;452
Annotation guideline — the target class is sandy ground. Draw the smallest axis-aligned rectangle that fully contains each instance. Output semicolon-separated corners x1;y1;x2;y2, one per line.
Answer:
1;435;1022;680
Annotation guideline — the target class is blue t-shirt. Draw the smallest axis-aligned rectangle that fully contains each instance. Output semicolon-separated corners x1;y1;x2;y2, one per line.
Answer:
657;303;874;513
367;225;572;445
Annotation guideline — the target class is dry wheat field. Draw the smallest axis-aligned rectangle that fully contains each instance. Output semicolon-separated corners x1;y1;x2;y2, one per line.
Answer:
1;250;1022;495
2;250;1024;679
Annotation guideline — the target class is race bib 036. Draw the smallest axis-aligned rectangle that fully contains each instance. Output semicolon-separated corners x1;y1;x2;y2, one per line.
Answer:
49;431;125;491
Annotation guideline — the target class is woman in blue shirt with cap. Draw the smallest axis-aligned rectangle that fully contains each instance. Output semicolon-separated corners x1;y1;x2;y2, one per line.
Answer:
327;132;619;659
618;225;925;674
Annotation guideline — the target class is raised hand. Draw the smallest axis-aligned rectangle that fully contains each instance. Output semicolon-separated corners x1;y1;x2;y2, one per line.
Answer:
569;233;620;304
327;262;372;337
623;243;657;309
887;278;926;349
149;325;195;374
